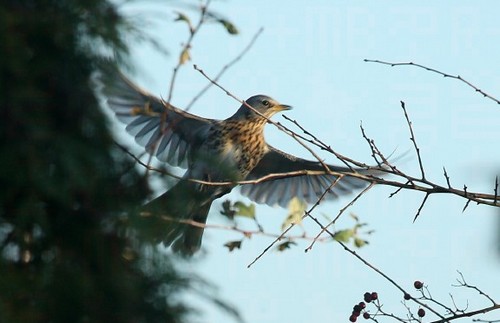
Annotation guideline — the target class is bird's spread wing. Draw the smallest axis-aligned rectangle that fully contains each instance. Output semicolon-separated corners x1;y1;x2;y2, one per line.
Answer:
240;146;377;207
98;67;213;168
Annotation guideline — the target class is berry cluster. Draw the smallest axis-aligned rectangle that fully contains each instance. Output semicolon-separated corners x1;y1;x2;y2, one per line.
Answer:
348;281;426;322
348;292;378;322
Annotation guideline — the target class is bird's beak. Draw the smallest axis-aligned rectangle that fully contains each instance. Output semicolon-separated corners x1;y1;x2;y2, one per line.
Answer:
275;104;292;112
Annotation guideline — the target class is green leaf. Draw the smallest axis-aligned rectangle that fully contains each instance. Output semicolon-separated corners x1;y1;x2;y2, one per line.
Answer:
217;19;238;35
174;12;194;33
281;197;307;231
174;11;190;23
276;241;297;252
332;229;354;243
224;240;242;252
354;238;369;248
233;201;255;219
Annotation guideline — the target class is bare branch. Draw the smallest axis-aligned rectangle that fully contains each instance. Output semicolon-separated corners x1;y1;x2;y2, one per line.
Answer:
247;176;343;268
194;64;344;173
166;1;211;106
401;101;426;180
305;183;374;252
453;271;497;305
364;59;500;105
186;27;264;110
337;240;446;320
153;215;332;243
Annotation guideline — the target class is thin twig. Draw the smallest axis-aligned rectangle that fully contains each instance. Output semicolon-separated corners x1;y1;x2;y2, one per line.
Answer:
429;304;500;323
247;176;343;268
194;64;343;174
364;59;500;105
166;1;211;105
443;167;452;189
153;215;332;242
144;1;212;176
453;271;497;305
186;27;264;110
336;240;446;320
282;115;358;171
401;101;426;180
305;183;374;252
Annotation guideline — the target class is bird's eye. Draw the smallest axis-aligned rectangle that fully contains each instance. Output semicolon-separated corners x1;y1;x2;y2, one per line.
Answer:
262;99;270;107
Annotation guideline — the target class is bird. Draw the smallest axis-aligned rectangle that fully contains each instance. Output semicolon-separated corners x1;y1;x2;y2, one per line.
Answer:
98;67;380;255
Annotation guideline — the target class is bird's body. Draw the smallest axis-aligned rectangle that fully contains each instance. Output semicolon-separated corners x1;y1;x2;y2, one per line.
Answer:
98;67;379;255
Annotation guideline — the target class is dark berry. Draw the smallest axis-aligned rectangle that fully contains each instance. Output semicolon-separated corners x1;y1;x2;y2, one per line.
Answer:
352;311;360;317
363;292;372;303
349;314;358;322
370;292;378;300
363;312;370;320
353;305;362;313
358;302;366;309
418;308;425;317
404;293;411;300
414;280;424;289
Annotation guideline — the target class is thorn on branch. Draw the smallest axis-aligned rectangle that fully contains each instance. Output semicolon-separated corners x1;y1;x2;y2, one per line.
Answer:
413;193;429;222
443;167;452;189
494;176;498;205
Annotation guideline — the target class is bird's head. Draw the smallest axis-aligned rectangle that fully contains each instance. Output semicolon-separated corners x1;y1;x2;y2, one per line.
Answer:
232;95;292;120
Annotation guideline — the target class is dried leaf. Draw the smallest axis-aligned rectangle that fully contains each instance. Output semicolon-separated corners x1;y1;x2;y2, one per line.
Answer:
179;48;190;65
224;240;242;252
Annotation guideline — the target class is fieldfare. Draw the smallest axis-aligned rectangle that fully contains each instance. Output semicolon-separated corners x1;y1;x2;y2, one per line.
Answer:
99;67;378;255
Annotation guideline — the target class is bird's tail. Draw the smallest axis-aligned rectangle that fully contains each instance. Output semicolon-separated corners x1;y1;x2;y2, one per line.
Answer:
139;180;212;256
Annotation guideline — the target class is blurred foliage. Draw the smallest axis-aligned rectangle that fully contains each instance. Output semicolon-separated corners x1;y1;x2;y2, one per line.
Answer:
281;197;307;231
0;1;238;322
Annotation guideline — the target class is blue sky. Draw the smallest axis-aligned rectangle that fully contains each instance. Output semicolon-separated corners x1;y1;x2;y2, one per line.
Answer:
114;1;500;322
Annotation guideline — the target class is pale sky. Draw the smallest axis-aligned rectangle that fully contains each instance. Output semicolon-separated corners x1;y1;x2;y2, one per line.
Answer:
114;1;500;322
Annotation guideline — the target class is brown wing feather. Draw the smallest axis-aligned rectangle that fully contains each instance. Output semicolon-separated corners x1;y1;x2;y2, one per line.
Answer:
241;146;375;207
98;66;213;168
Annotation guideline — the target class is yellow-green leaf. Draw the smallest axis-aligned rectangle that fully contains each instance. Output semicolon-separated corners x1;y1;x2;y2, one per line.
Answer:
281;197;307;231
234;201;255;219
354;238;369;248
174;11;191;24
332;229;354;243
